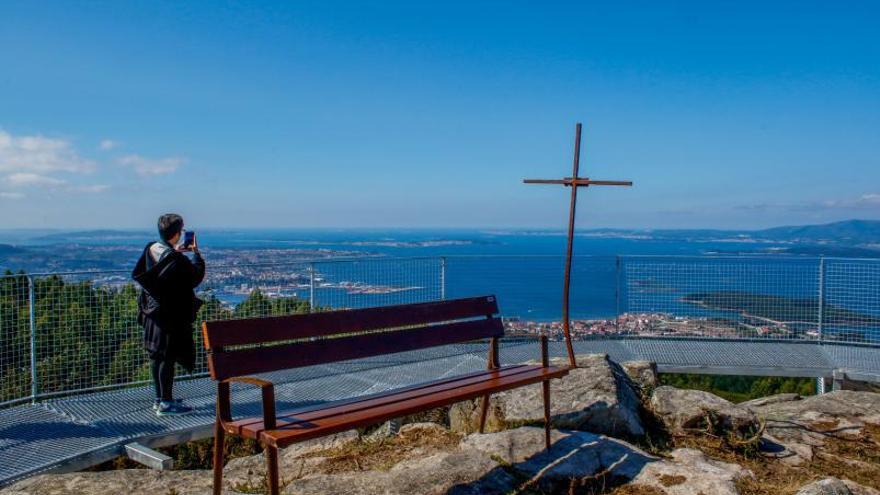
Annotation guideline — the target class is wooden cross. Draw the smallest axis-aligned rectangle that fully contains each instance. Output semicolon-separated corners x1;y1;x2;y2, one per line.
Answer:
524;123;632;368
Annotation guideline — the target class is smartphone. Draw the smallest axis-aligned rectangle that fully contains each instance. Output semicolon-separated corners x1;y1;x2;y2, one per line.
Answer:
183;231;195;249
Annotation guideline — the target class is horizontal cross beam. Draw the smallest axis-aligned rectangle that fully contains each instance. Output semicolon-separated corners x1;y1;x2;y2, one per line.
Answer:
523;178;633;187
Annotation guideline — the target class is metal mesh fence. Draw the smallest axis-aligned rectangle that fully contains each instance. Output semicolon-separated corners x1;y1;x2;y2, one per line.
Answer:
443;255;618;340
3;254;880;407
0;274;31;406
823;258;880;344
619;256;823;340
0;257;442;406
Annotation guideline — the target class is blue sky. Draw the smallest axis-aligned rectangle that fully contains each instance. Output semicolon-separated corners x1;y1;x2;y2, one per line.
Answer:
0;1;878;230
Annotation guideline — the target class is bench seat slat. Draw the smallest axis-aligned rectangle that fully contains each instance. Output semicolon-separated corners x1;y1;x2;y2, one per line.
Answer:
228;364;533;433
264;365;567;446
203;295;499;348
209;318;504;380
233;365;569;446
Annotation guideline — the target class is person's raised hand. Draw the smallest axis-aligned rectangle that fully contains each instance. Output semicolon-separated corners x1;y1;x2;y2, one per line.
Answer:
191;233;200;254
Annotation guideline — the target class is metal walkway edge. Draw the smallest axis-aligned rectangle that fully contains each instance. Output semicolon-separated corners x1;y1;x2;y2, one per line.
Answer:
1;338;879;487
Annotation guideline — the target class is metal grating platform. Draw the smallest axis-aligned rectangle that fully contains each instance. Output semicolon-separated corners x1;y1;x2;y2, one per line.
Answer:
1;338;879;487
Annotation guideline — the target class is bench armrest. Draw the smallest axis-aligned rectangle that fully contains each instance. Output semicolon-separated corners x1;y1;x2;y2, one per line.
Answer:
216;376;277;429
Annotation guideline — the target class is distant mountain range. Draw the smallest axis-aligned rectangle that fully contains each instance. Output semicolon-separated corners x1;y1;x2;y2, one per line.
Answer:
753;219;880;243
578;220;880;245
3;219;880;248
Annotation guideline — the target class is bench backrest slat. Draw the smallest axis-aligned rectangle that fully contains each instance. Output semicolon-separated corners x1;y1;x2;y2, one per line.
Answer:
203;295;502;381
207;318;502;381
203;295;498;349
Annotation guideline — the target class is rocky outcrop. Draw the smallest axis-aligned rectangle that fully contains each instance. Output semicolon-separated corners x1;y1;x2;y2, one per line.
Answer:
796;478;880;495
2;426;754;495
629;449;753;495
745;391;880;465
622;360;659;392
1;470;216;495
650;386;760;440
450;354;644;438
223;430;360;489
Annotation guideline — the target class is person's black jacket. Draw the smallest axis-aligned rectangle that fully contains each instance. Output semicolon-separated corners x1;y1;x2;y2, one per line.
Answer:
132;242;205;370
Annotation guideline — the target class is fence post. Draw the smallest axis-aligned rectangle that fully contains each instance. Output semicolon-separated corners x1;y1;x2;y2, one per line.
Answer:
817;257;825;343
440;257;447;301
309;263;316;312
615;256;621;332
27;275;38;403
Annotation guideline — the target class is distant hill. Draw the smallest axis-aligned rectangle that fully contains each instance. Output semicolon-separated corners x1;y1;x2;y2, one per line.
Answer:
753;220;880;243
581;220;880;247
32;229;151;243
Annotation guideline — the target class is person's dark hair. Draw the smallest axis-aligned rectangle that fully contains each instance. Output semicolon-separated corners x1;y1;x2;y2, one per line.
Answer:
157;214;184;242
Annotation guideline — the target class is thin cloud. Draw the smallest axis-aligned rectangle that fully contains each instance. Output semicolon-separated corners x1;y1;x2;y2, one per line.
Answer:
0;191;25;200
118;154;184;176
736;193;880;212
0;129;95;174
68;184;110;193
99;139;118;150
5;172;66;187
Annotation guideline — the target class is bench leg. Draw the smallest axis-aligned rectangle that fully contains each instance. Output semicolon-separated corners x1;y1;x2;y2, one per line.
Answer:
265;443;280;495
542;380;551;450
478;394;491;433
212;419;225;495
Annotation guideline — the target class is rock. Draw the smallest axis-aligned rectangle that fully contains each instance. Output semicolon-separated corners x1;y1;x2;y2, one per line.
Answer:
450;354;644;438
286;427;753;495
223;429;359;490
622;361;659;392
1;469;217;495
462;427;658;492
749;391;880;425
365;419;401;439
650;386;760;440
284;449;508;495
747;391;880;465
629;448;753;495
842;479;880;495
796;478;853;495
398;422;449;436
2;426;755;495
448;396;505;434
739;393;801;409
285;427;659;495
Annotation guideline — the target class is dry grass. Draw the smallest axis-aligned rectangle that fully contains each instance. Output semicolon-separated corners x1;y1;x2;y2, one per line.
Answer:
302;426;463;473
673;422;880;495
657;475;686;487
609;484;666;495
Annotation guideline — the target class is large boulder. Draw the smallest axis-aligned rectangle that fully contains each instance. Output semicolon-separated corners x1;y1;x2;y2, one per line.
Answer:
795;477;880;495
450;354;644;438
650;386;760;440
622;360;659;392
628;448;753;495
223;429;360;489
745;391;880;465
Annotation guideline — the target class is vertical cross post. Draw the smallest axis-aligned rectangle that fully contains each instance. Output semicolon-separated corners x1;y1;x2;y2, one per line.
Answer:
524;123;632;368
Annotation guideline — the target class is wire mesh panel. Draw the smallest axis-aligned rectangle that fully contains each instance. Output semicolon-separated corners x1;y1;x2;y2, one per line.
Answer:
0;257;444;406
444;255;618;340
823;258;880;345
619;256;821;340
0;273;31;406
312;257;443;310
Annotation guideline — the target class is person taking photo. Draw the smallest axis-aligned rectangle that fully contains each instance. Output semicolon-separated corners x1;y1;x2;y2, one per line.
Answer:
132;213;205;416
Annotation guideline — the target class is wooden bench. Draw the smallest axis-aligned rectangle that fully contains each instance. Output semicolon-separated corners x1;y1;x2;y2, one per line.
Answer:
202;295;570;495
